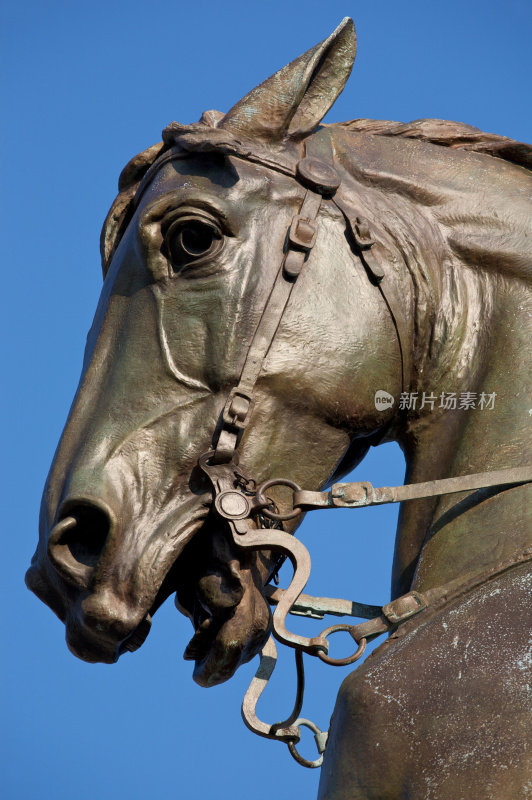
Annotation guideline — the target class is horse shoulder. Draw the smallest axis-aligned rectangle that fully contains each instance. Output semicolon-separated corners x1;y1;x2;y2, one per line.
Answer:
319;561;532;800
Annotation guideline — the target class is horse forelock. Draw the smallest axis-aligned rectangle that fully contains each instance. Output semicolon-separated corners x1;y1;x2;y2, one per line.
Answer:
100;111;298;275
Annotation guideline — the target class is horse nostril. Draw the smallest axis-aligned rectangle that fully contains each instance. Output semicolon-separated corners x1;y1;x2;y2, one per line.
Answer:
48;502;111;586
59;504;110;567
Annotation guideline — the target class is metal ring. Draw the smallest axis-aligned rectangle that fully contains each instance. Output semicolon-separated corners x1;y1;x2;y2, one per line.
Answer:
256;479;302;521
316;624;367;667
286;718;327;769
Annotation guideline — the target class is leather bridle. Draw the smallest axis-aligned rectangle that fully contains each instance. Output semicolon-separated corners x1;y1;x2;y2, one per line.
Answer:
143;134;532;768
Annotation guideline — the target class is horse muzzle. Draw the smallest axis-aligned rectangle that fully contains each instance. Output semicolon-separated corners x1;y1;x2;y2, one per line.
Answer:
64;590;153;664
26;492;209;663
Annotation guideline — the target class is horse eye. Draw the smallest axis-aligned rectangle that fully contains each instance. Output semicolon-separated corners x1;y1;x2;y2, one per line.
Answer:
165;218;222;270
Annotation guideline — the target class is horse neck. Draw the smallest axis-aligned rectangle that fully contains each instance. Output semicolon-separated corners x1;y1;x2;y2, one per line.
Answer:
391;274;531;598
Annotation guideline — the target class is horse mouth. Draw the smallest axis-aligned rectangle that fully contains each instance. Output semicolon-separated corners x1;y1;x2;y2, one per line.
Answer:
181;603;236;666
118;612;153;655
172;516;272;687
30;494;271;679
115;513;272;685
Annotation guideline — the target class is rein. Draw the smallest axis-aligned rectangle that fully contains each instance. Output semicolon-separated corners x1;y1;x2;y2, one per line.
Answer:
161;132;532;768
200;453;532;766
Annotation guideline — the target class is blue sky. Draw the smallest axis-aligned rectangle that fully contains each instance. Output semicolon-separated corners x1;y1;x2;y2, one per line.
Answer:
2;2;531;798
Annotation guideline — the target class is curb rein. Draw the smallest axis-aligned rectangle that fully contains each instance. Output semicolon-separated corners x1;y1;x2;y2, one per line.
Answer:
195;144;532;768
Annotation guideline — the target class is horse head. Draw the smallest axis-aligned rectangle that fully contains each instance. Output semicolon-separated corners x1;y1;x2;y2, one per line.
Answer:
26;19;401;685
27;15;532;704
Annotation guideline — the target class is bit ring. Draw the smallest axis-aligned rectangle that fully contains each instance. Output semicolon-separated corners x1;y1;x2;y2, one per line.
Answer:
316;624;367;666
256;479;302;521
286;718;327;769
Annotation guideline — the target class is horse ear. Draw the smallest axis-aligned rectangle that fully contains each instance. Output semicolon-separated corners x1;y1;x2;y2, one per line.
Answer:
220;18;356;142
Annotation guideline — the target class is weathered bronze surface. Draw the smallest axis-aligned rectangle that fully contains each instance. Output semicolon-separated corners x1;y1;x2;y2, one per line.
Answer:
26;17;531;798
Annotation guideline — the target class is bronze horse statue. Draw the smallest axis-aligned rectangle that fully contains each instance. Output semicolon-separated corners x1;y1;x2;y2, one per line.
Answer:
26;18;531;798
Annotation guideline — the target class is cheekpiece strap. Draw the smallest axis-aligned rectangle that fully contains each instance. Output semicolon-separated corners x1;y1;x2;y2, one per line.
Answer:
212;140;341;464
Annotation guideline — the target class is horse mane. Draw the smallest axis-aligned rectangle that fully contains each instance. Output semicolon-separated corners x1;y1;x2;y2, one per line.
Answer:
325;118;531;391
331;118;532;171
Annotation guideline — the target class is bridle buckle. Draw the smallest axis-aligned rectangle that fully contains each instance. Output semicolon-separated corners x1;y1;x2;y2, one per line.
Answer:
352;215;374;249
222;388;255;430
288;215;317;251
